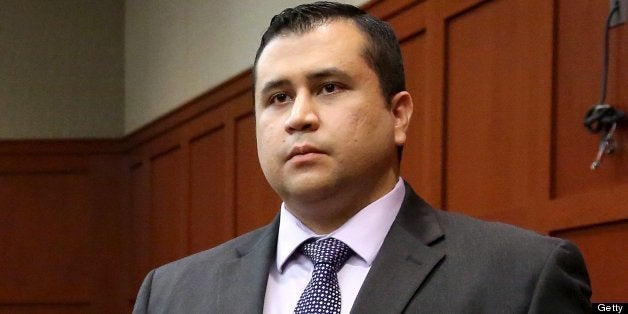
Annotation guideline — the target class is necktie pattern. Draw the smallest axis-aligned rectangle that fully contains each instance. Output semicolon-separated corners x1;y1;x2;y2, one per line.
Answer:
294;238;353;314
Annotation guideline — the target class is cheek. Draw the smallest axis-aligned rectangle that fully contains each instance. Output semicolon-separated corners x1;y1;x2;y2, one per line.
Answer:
346;107;392;138
257;111;286;137
256;135;274;159
256;124;272;158
256;122;284;163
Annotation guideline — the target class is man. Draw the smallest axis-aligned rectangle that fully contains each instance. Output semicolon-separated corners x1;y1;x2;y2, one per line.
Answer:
133;2;592;313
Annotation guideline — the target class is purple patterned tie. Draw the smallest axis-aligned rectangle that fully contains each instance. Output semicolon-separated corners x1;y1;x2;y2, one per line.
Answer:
294;238;353;314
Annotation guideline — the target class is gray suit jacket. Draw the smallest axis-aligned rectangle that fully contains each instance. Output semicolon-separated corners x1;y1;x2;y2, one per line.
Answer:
133;183;591;313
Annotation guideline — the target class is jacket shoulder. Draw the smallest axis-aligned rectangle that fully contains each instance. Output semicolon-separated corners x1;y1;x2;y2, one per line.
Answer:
133;222;278;313
154;223;273;276
433;209;563;256
426;209;590;311
398;189;590;311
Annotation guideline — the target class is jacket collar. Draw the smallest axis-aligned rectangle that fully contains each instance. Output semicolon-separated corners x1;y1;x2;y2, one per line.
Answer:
350;182;445;313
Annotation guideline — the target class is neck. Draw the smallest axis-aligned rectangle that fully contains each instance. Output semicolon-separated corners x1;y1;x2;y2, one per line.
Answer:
285;173;399;234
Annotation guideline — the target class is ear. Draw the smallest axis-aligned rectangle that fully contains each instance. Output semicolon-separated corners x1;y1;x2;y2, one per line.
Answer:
390;91;414;146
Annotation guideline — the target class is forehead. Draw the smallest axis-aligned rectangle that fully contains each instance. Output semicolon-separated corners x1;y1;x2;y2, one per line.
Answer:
254;20;368;89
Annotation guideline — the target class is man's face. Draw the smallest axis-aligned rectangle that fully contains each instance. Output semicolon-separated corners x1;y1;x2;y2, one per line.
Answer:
254;20;408;208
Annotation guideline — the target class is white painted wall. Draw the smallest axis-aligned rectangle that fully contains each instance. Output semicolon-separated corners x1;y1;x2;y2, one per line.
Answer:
0;0;124;139
0;1;369;139
124;0;367;134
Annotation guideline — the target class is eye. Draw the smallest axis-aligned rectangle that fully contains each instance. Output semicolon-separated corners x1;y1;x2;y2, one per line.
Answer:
269;92;292;105
320;83;340;95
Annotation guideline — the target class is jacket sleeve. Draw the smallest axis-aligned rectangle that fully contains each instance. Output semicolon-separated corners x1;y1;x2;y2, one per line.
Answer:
132;269;156;314
528;240;592;313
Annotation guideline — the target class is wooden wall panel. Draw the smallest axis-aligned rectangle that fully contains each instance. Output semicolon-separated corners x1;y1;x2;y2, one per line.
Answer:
0;171;93;302
398;7;429;199
0;304;90;314
444;0;553;218
0;152;125;313
366;0;414;19
149;147;188;267
554;220;628;302
128;162;151;297
188;125;232;252
234;110;281;236
554;0;628;198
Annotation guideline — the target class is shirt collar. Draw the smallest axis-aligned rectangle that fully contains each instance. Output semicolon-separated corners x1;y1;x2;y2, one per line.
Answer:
275;178;406;272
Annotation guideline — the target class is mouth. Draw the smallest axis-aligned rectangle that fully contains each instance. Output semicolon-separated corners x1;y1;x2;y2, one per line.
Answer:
287;144;325;161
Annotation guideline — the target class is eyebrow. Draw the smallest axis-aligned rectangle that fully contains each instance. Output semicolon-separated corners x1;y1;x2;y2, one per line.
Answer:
306;67;352;83
259;79;290;97
259;67;353;96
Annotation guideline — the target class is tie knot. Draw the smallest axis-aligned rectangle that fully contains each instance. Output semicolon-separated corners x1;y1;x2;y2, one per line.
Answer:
300;238;353;271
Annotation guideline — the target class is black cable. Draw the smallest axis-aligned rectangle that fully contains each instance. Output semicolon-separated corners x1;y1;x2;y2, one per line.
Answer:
599;2;621;104
584;2;625;134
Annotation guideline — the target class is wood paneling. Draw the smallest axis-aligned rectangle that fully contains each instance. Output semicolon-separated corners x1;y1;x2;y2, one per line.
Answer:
234;111;281;236
118;82;265;303
1;0;626;310
189;125;231;252
149;146;188;267
128;162;151;298
365;0;416;20
554;0;628;198
398;8;428;200
444;0;553;218
0;303;90;314
555;220;628;302
0;152;124;313
0;171;93;302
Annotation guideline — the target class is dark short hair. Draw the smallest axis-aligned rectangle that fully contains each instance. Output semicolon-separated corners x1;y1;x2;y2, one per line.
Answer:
253;1;405;103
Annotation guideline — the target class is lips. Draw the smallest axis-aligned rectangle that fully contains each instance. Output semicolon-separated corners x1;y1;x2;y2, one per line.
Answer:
287;144;325;161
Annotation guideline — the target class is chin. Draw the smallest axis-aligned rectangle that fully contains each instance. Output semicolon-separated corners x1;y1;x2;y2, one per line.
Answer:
278;175;339;203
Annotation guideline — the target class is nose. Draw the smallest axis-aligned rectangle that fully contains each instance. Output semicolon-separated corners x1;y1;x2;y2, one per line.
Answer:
284;94;320;133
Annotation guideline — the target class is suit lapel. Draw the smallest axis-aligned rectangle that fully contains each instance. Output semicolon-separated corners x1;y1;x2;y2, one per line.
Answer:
350;183;445;313
210;184;445;313
216;216;280;313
